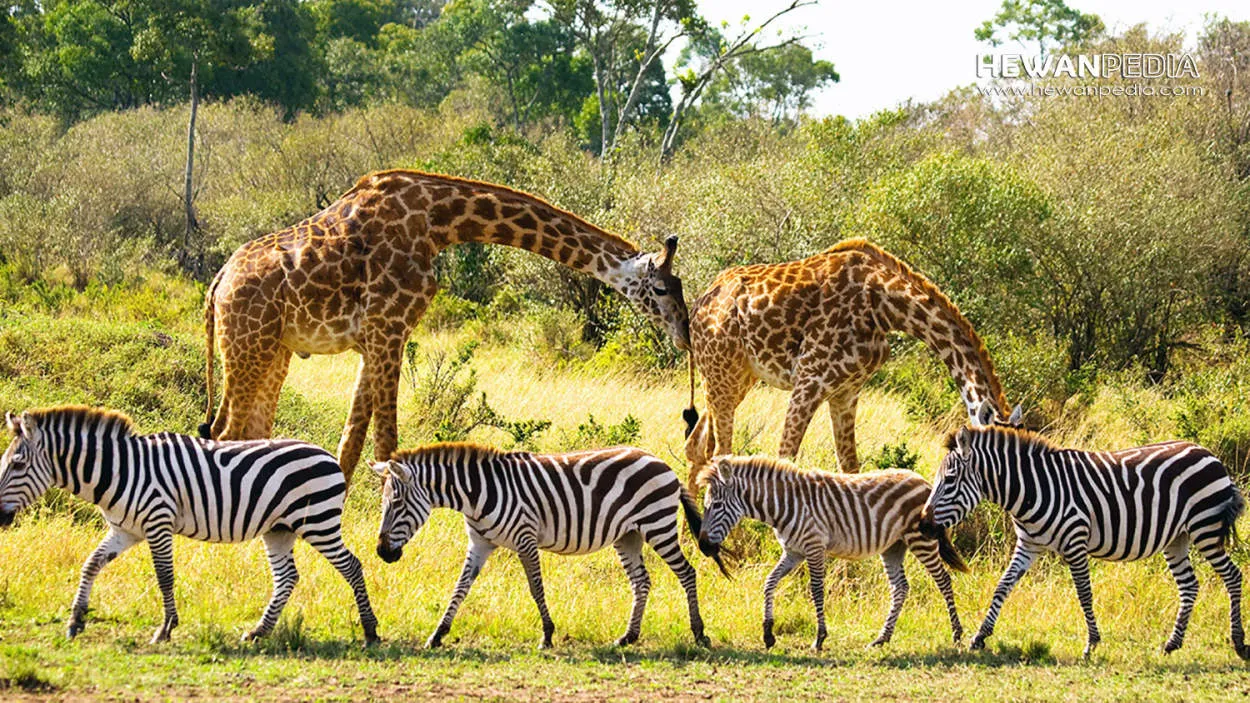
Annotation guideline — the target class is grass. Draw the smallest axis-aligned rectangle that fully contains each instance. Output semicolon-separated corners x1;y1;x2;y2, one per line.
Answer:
1;314;1249;699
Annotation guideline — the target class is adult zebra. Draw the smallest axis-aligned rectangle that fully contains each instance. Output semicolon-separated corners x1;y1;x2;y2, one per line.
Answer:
925;421;1248;659
0;406;378;645
373;443;726;649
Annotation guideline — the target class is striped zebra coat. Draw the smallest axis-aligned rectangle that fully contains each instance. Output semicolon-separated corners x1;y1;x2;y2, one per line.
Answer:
373;443;724;649
0;407;378;644
925;424;1247;659
694;455;967;650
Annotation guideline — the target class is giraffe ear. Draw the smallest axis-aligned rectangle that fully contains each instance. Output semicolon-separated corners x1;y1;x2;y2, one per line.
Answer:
658;235;678;273
974;401;996;428
1008;404;1023;427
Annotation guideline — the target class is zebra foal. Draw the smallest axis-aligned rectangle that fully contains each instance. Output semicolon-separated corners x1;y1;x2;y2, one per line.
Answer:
373;443;726;649
0;406;378;644
925;420;1248;659
694;454;967;650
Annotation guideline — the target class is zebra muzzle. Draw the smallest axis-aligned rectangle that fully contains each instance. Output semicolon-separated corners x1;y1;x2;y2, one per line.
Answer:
376;539;403;564
0;508;12;528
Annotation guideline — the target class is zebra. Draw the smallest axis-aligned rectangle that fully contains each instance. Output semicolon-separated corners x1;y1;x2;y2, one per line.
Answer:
0;406;379;645
693;455;967;650
924;419;1249;659
372;443;726;649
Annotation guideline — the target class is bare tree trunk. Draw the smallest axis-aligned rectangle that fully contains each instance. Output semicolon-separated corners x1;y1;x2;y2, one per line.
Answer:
181;59;199;271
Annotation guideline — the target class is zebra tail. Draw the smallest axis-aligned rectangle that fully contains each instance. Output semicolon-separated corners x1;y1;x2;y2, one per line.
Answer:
198;269;223;440
1216;485;1246;549
919;518;970;574
680;488;732;579
682;352;699;438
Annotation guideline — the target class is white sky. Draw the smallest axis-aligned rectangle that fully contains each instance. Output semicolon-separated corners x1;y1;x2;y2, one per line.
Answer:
694;0;1250;119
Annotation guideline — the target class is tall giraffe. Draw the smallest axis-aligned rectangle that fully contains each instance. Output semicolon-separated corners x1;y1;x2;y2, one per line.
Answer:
201;170;690;485
683;238;1010;478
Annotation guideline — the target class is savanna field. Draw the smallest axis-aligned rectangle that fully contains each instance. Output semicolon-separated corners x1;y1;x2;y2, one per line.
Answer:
3;1;1250;699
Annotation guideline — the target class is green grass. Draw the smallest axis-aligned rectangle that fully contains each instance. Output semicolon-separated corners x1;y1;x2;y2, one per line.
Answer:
1;302;1249;699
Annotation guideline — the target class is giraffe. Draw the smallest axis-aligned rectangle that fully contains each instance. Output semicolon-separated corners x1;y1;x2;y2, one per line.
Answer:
682;238;1011;481
201;170;691;485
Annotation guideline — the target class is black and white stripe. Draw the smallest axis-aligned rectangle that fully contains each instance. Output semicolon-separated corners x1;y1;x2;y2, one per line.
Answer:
926;422;1247;659
373;443;722;649
696;455;967;650
0;407;378;644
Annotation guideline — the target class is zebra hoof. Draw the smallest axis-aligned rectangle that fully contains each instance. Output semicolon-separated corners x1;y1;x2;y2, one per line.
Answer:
615;633;638;647
66;622;84;640
241;628;266;642
425;634;443;649
970;635;987;651
1236;643;1250;661
868;637;888;648
695;634;711;648
1162;641;1182;655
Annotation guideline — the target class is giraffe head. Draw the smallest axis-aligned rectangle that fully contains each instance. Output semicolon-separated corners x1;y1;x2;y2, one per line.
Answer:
613;236;691;351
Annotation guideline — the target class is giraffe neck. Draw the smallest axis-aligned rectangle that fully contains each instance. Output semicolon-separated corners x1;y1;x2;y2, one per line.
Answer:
355;171;643;289
867;261;1007;417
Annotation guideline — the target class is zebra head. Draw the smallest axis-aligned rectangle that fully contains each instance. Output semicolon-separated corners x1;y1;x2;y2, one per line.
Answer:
696;460;747;548
372;459;431;564
924;427;983;529
0;412;54;528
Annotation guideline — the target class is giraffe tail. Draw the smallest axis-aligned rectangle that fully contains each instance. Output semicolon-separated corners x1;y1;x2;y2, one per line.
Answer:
682;351;699;438
198;269;223;440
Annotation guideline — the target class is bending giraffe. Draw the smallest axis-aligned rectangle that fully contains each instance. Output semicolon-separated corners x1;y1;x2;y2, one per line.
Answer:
683;238;1011;478
201;170;690;485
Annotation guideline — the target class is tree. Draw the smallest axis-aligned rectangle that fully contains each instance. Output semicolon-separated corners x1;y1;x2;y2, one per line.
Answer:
699;41;837;124
975;0;1103;56
547;0;698;155
661;0;814;158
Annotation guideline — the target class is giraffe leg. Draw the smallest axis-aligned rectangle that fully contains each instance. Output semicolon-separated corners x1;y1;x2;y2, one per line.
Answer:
778;378;828;460
336;356;378;486
369;343;406;470
702;359;755;458
826;390;862;473
211;287;283;440
247;346;293;438
870;542;909;647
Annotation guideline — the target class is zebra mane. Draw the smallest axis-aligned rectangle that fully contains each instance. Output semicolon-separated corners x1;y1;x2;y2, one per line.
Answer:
957;425;1057;452
25;405;136;437
698;454;821;487
391;442;510;464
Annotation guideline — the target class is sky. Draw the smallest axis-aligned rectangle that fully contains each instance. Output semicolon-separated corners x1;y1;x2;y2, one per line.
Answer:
693;0;1250;119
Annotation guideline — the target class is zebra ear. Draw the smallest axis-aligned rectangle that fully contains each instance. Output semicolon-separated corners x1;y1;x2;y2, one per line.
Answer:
370;461;389;478
716;462;734;482
955;428;972;458
5;412;20;436
387;460;413;485
17;412;34;438
1008;404;1023;427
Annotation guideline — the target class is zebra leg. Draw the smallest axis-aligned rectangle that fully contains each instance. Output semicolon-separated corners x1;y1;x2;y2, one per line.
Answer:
428;534;495;648
516;540;556;649
613;532;650;646
1162;535;1197;654
646;522;709;647
972;541;1038;650
870;542;910;647
1062;548;1101;658
1195;534;1249;660
146;527;179;644
906;531;963;644
806;549;828;651
67;527;140;639
762;551;803;649
306;532;379;645
244;531;299;642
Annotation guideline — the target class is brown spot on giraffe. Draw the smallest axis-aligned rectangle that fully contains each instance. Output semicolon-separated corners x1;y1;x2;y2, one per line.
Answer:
202;170;691;486
684;239;1010;484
